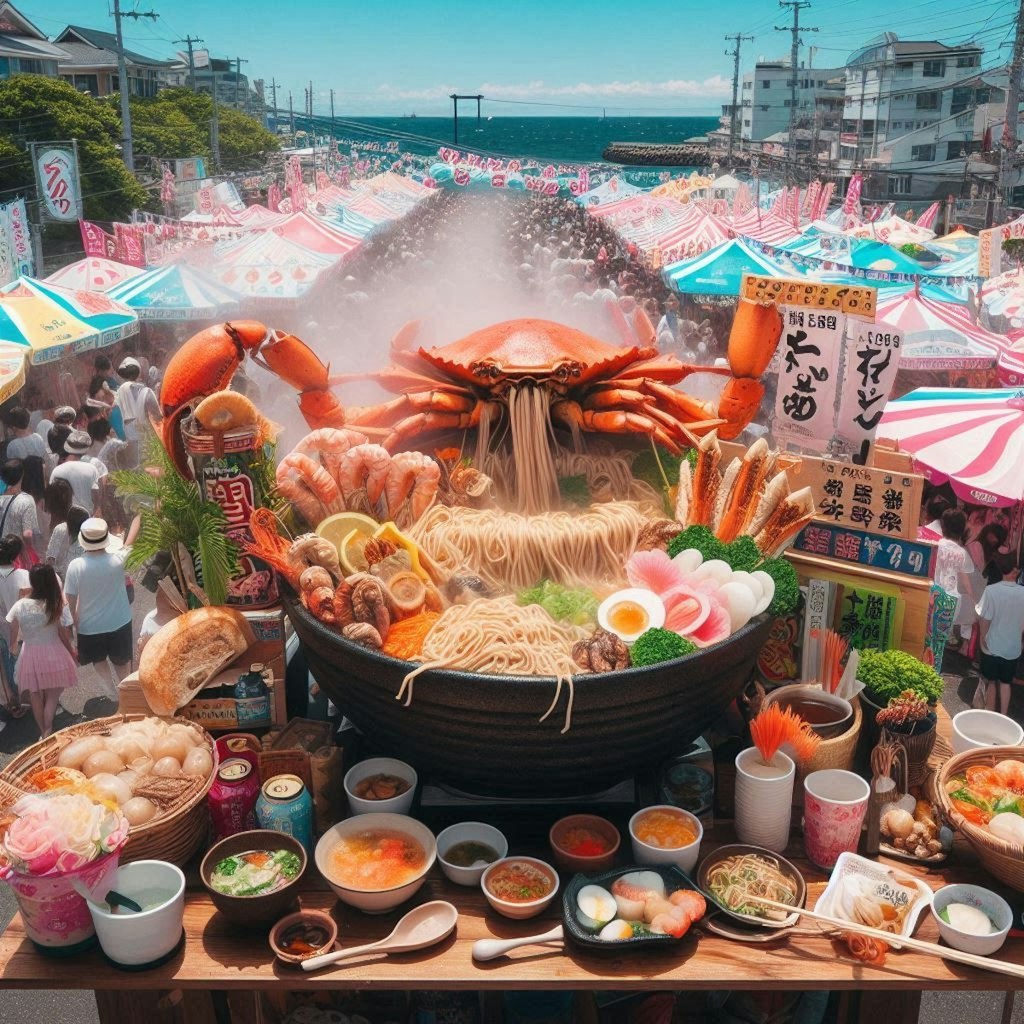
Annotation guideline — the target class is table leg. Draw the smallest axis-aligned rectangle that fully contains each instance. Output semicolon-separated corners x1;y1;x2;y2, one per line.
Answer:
852;990;921;1024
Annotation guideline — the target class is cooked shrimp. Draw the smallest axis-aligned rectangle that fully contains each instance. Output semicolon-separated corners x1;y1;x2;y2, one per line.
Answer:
384;451;440;524
293;427;368;483
409;454;440;521
289;533;342;581
277;452;341;517
276;477;325;528
994;759;1024;792
337;443;391;512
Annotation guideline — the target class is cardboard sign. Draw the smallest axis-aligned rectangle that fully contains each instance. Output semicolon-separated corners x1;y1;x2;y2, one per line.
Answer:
741;273;876;318
794;522;936;579
836;583;898;649
790;454;924;541
773;307;845;450
835;322;904;455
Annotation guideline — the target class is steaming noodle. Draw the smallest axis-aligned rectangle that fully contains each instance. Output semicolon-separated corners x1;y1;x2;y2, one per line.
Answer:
396;596;588;733
410;501;652;591
507;384;560;515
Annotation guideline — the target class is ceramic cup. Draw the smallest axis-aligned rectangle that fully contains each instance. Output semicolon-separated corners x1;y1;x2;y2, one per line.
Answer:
734;747;795;854
952;710;1024;754
803;769;870;869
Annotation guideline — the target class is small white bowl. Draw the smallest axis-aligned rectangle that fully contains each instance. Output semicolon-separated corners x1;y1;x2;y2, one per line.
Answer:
952;710;1024;754
87;860;185;967
436;822;508;887
344;757;418;815
481;856;560;920
931;883;1012;956
315;812;436;914
629;805;703;873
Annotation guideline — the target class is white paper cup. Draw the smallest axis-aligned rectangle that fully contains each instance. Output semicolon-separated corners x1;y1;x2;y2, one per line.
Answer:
734;748;795;853
803;769;870;869
952;710;1024;754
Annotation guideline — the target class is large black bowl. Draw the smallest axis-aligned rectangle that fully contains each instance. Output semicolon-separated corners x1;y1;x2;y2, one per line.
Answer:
286;595;770;796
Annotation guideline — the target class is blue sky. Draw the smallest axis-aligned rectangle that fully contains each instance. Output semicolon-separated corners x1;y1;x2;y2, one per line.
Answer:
22;0;1013;115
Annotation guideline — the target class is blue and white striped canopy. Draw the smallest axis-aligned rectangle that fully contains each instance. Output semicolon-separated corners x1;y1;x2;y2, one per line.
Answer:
107;264;242;320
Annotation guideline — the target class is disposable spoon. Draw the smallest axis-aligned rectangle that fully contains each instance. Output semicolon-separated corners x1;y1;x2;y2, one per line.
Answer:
472;925;565;961
302;901;458;972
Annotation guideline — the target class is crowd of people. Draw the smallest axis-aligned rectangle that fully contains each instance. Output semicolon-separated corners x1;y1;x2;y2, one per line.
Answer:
0;352;160;738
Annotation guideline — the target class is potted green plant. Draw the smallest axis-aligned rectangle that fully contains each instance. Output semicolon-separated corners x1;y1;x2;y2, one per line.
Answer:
856;647;944;745
876;690;938;786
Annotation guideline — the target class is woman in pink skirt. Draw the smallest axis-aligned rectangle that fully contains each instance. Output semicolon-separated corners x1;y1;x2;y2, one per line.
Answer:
6;564;77;738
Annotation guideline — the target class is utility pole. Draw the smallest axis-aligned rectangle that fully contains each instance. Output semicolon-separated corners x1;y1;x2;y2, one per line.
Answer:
175;35;203;90
112;0;158;172
776;0;816;184
289;91;295;137
269;78;278;117
995;0;1024;223
309;80;314;118
210;64;220;170
725;33;754;165
330;88;335;127
232;57;248;110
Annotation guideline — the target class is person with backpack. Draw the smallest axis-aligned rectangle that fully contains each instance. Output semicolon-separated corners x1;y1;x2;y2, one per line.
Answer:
0;460;40;562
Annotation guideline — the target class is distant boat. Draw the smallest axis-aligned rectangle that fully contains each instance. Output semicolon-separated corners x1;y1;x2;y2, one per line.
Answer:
402;113;417;119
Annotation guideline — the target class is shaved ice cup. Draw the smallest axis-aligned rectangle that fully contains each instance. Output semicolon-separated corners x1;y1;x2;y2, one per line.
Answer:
6;848;123;955
734;747;795;853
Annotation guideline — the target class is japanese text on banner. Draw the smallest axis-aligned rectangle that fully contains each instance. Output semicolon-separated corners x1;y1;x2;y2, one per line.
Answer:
836;323;903;453
7;200;31;277
772;307;844;450
34;147;81;222
0;204;14;286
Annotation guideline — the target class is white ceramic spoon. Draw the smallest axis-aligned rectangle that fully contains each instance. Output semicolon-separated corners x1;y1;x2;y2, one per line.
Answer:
472;925;565;961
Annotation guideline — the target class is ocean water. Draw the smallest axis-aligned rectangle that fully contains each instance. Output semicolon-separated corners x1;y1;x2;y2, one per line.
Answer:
313;115;718;165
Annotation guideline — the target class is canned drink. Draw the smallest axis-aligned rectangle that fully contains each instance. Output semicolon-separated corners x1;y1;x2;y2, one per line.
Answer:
256;774;313;854
208;758;260;840
182;417;278;609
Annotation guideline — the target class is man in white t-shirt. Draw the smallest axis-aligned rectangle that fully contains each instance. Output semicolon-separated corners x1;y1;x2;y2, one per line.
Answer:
50;432;101;514
0;460;39;552
976;551;1024;715
65;516;140;699
112;358;160;456
6;407;47;462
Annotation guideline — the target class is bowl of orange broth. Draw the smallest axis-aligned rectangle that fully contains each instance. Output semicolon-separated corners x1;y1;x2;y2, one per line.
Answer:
315;813;436;913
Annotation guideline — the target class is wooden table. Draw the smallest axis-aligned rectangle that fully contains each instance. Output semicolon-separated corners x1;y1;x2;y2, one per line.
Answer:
1;711;1018;1024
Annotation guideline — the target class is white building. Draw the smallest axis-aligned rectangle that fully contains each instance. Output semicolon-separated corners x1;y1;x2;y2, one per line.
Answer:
739;59;844;144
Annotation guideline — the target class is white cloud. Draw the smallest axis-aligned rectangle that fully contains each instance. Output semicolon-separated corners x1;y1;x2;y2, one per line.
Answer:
375;76;731;102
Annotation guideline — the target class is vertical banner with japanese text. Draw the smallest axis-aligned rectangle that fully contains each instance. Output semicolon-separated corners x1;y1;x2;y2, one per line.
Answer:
772;306;845;450
31;144;82;222
0;204;13;286
836;321;903;460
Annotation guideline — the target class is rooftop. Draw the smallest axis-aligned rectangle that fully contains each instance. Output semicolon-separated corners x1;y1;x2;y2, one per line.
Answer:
54;25;172;68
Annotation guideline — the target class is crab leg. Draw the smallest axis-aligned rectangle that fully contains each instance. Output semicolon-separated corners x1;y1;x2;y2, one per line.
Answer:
551;400;682;454
381;404;487;451
345;389;476;428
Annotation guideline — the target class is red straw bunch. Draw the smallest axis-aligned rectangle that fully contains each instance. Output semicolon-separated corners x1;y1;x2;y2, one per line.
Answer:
750;703;821;765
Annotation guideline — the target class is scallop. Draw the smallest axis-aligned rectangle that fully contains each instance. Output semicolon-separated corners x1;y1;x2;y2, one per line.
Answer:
57;735;107;771
718;581;757;632
182;746;213;779
152;756;182;778
750;571;776;615
598;920;634;942
89;772;132;807
121;797;157;826
82;749;126;779
693;559;731;584
576;885;617;931
671;549;704;575
152;735;190;765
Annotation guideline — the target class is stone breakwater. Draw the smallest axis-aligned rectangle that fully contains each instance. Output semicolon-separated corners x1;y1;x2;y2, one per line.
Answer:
602;142;711;166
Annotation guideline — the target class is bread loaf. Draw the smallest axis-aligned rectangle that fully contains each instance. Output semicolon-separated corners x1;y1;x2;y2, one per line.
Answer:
139;607;255;716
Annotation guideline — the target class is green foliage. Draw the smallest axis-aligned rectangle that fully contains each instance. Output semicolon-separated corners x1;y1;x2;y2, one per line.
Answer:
0;74;147;219
558;474;590;508
666;524;728;564
1003;238;1024;265
856;647;944;705
759;557;800;616
725;536;763;573
517;579;598;626
631;445;696;512
112;436;239;606
630;628;697;667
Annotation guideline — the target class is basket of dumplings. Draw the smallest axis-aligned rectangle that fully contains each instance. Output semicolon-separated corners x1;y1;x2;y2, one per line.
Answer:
0;715;217;867
935;746;1024;892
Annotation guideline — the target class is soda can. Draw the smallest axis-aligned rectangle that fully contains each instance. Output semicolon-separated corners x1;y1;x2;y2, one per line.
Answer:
256;774;313;854
208;758;260;841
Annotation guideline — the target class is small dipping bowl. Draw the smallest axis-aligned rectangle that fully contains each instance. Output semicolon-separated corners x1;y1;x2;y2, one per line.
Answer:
931;883;1012;956
549;814;621;873
270;909;338;966
344;756;418;816
765;684;853;739
481;856;560;920
629;805;703;873
436;822;508;887
88;860;185;968
952;710;1024;754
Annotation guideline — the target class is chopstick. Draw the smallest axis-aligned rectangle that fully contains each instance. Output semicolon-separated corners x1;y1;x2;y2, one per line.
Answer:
749;897;1024;981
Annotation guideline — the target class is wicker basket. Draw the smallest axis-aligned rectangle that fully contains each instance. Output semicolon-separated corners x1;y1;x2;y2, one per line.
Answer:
0;715;216;867
805;696;863;774
935;745;1024;892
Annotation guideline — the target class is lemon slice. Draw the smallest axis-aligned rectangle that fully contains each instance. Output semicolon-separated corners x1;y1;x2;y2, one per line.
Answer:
316;511;379;574
339;528;372;574
373;522;429;581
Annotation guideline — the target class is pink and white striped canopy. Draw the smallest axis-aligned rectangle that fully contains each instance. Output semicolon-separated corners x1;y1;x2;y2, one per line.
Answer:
45;257;142;292
878;388;1024;505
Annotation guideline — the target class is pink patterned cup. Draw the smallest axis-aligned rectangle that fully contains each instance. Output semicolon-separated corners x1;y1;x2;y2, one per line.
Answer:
803;769;870;869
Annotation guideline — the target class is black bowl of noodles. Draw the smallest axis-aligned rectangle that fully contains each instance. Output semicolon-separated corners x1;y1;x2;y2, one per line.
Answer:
285;593;771;797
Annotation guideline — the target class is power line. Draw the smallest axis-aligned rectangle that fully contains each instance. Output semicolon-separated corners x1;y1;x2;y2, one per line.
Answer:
112;0;159;172
776;1;817;180
726;33;755;164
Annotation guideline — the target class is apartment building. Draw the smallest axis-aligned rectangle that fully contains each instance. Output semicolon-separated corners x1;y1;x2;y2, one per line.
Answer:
739;59;845;143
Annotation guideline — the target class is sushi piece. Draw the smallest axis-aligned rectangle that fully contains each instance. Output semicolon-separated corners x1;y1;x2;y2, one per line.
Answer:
598;920;635;942
610;871;666;920
576;885;617;932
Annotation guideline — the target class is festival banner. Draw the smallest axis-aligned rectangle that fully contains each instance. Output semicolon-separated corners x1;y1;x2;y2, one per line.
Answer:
835;322;903;459
923;584;958;672
0;205;13;287
31;144;81;222
741;273;877;317
113;222;145;268
794;522;936;580
196;183;215;214
80;219;116;259
7;199;31;277
773;306;844;450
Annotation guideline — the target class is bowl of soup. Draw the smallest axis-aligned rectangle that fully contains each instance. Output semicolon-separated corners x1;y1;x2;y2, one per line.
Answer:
629;805;703;872
344;757;418;815
481;856;560;920
200;829;307;926
436;821;508;887
764;684;853;739
316;812;436;913
549;814;621;873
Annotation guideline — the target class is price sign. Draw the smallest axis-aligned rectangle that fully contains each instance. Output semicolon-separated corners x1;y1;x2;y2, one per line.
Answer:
794;522;936;579
741;273;876;318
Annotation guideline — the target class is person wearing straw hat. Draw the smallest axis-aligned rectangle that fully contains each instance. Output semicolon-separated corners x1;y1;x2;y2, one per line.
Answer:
49;431;102;515
64;515;140;701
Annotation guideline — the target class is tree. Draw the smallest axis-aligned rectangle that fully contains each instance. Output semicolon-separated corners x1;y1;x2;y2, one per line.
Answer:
127;96;207;162
0;74;148;220
1002;237;1024;267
